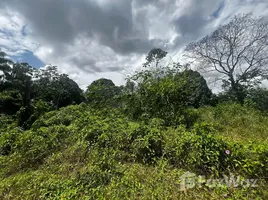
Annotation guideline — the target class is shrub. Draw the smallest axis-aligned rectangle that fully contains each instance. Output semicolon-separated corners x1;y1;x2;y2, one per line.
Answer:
131;126;164;164
0;90;22;115
163;123;232;175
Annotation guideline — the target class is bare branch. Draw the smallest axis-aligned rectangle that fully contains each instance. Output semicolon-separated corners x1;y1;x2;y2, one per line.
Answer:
185;13;268;97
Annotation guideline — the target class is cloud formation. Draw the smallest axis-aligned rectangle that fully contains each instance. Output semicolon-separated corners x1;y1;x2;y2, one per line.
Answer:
0;0;267;88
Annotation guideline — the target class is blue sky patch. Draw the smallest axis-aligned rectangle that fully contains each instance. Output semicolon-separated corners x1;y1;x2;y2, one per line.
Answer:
11;50;45;68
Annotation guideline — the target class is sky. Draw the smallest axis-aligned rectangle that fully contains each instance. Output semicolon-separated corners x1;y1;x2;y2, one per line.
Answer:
0;0;268;90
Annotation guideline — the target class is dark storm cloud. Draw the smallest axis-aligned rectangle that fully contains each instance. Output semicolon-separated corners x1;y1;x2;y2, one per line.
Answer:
0;0;161;72
0;0;240;67
171;0;224;50
173;0;224;36
1;0;264;76
174;15;208;36
0;0;267;88
0;0;160;55
70;57;100;73
134;0;160;6
70;55;124;73
1;0;175;73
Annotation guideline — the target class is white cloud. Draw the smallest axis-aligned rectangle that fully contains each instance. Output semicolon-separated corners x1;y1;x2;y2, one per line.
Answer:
0;10;38;56
0;0;267;90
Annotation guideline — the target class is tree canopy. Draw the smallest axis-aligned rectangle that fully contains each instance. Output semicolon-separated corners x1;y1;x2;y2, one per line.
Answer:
0;56;84;128
1;13;268;129
124;50;213;126
85;78;122;106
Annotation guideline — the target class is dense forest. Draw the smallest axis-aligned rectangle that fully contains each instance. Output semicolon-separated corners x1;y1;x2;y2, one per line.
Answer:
0;14;268;199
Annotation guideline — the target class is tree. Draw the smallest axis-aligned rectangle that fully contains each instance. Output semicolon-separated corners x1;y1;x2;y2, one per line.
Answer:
175;70;213;108
124;79;135;93
0;50;13;91
143;48;167;68
185;13;268;104
245;87;268;114
127;67;212;125
125;49;212;126
32;66;84;109
0;60;34;108
0;55;34;126
0;90;21;115
0;51;84;128
31;65;60;103
51;74;84;109
85;78;122;106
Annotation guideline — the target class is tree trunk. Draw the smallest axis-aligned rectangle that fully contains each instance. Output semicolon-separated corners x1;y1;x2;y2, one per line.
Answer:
23;78;31;107
230;78;245;105
19;77;32;129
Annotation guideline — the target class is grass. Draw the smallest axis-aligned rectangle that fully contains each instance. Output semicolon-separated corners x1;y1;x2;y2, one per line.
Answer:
198;103;268;144
0;103;267;199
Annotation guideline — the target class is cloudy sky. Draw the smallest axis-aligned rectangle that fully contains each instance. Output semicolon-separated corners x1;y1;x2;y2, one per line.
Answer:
0;0;267;89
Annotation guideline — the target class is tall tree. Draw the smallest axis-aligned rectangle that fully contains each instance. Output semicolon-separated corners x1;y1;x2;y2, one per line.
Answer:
185;13;268;104
85;78;121;106
143;48;168;68
32;66;84;109
126;48;212;125
0;50;13;91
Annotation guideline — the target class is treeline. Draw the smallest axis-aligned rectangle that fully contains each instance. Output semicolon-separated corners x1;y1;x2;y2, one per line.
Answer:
1;13;268;130
1;48;268;130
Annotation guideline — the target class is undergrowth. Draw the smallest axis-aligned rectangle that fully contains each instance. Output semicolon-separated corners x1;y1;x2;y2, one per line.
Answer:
0;103;267;199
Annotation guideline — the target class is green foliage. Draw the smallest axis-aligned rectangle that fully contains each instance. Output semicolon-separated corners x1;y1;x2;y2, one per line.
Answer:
0;49;268;199
129;121;164;164
125;66;212;126
0;104;267;199
32;68;84;109
143;48;167;68
0;125;72;174
0;114;16;134
0;129;19;156
198;103;268;143
0;53;84;129
85;78;122;106
245;87;268;114
32;104;86;129
164;123;228;175
0;90;22;114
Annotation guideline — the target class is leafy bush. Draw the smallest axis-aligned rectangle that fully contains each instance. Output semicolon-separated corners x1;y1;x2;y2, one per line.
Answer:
163;123;230;175
0;103;267;199
0;90;22;115
131;124;164;164
32;104;86;129
0;125;72;175
85;78;122;107
125;68;212;126
245;88;268;114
